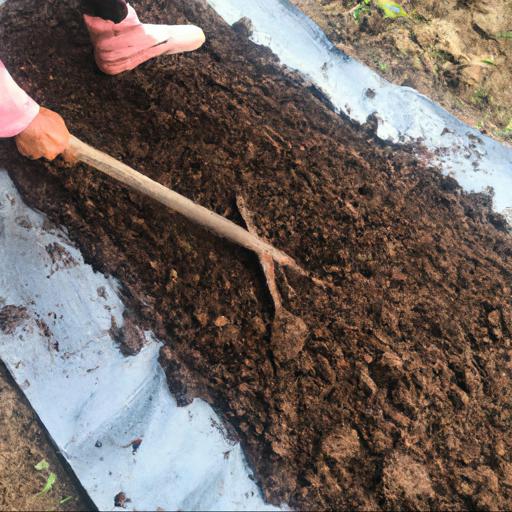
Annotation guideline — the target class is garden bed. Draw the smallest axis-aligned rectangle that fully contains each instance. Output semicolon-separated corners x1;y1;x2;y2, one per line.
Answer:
1;0;512;509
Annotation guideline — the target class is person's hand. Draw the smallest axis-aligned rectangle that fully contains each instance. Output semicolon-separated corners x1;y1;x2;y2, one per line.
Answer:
15;107;70;161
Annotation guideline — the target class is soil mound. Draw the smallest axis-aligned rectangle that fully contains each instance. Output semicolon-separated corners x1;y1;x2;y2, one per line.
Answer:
1;0;511;509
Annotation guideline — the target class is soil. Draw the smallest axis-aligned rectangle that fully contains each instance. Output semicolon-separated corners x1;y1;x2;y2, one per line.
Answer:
290;0;512;142
1;0;512;510
0;363;91;511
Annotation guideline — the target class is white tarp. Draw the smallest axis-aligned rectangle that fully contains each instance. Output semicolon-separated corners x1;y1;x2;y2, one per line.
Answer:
209;0;512;220
0;171;280;512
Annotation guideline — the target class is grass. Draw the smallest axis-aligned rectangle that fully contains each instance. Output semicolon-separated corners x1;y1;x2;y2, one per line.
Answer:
409;9;428;22
378;61;389;72
481;58;496;66
472;87;492;107
495;119;512;139
353;0;371;23
431;49;456;63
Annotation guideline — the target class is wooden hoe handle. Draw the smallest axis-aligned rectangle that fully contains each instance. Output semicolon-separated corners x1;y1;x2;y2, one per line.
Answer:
67;135;300;270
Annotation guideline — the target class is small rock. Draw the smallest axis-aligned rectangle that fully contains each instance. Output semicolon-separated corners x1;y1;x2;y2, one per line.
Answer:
251;316;267;335
322;427;361;463
317;354;336;383
114;492;130;508
502;461;512;487
363;354;373;364
369;429;394;452
380;351;403;374
473;491;500;511
131;437;143;454
449;385;470;408
232;17;253;38
488;310;501;327
495;439;506;458
382;453;434;501
110;316;146;356
358;366;378;396
270;310;308;363
365;88;376;99
0;305;29;335
194;311;208;327
175;110;186;122
386;407;411;427
391;268;407;282
214;316;230;328
477;465;499;493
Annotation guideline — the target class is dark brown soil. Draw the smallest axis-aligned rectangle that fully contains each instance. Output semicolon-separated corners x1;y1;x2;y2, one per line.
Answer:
1;0;512;510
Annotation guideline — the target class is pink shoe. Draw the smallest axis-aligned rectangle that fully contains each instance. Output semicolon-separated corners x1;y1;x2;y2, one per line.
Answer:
84;4;206;75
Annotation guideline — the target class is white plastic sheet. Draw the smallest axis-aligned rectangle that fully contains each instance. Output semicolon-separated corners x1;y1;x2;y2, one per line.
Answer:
0;171;280;512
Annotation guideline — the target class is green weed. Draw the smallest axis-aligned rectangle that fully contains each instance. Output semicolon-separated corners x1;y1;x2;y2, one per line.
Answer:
38;473;57;496
378;61;389;72
34;460;50;471
353;0;371;22
481;58;496;66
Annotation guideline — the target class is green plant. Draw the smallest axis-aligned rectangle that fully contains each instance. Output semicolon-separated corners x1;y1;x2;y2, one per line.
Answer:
33;458;58;497
353;0;371;22
496;31;512;39
495;129;512;139
34;459;50;471
497;119;512;138
481;57;496;66
38;473;57;496
378;61;389;72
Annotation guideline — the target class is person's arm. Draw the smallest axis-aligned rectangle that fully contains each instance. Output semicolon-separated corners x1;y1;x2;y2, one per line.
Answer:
0;60;39;138
0;60;70;160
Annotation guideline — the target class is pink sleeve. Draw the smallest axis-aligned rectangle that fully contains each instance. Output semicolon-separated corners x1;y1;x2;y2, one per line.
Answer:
0;60;40;137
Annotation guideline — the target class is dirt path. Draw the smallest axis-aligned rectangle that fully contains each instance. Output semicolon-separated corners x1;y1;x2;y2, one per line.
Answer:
1;0;512;510
290;0;512;141
0;363;91;511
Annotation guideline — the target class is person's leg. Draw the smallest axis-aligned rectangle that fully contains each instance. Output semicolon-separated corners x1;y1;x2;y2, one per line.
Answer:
81;0;205;75
81;0;128;23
